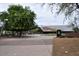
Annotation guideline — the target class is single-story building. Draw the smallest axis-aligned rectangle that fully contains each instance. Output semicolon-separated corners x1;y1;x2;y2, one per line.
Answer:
40;25;73;33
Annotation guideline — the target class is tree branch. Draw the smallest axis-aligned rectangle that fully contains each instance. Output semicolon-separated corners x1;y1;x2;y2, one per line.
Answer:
76;3;79;8
67;8;77;15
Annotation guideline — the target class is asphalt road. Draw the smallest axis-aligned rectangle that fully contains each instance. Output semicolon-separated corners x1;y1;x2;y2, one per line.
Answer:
0;34;56;56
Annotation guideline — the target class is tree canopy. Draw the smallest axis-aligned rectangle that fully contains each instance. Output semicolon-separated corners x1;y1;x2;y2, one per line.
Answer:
0;4;36;36
47;3;79;32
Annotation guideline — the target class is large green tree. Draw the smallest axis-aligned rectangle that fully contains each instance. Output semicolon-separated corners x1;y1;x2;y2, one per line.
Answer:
0;5;36;37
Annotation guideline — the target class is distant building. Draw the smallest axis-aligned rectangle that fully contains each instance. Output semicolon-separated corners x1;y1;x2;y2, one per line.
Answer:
40;25;73;33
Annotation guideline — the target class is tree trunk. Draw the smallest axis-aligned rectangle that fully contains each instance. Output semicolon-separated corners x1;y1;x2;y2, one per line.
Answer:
18;31;22;37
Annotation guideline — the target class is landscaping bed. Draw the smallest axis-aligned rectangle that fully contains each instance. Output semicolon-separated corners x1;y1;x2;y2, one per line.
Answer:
61;32;79;38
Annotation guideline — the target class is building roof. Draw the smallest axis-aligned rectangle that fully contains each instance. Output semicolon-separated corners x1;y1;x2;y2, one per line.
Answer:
40;25;73;32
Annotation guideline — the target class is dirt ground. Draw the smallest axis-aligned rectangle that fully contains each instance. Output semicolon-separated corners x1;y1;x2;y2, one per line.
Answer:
53;38;79;56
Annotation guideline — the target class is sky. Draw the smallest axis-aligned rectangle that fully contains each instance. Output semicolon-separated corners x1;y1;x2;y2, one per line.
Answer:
0;3;69;26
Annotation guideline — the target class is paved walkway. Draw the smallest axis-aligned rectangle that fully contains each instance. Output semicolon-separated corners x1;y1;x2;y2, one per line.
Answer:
0;34;56;56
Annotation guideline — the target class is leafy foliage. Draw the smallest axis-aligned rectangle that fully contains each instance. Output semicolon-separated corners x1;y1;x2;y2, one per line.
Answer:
0;5;36;37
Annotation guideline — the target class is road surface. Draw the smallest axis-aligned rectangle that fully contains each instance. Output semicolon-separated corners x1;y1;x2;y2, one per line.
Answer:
0;34;56;56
